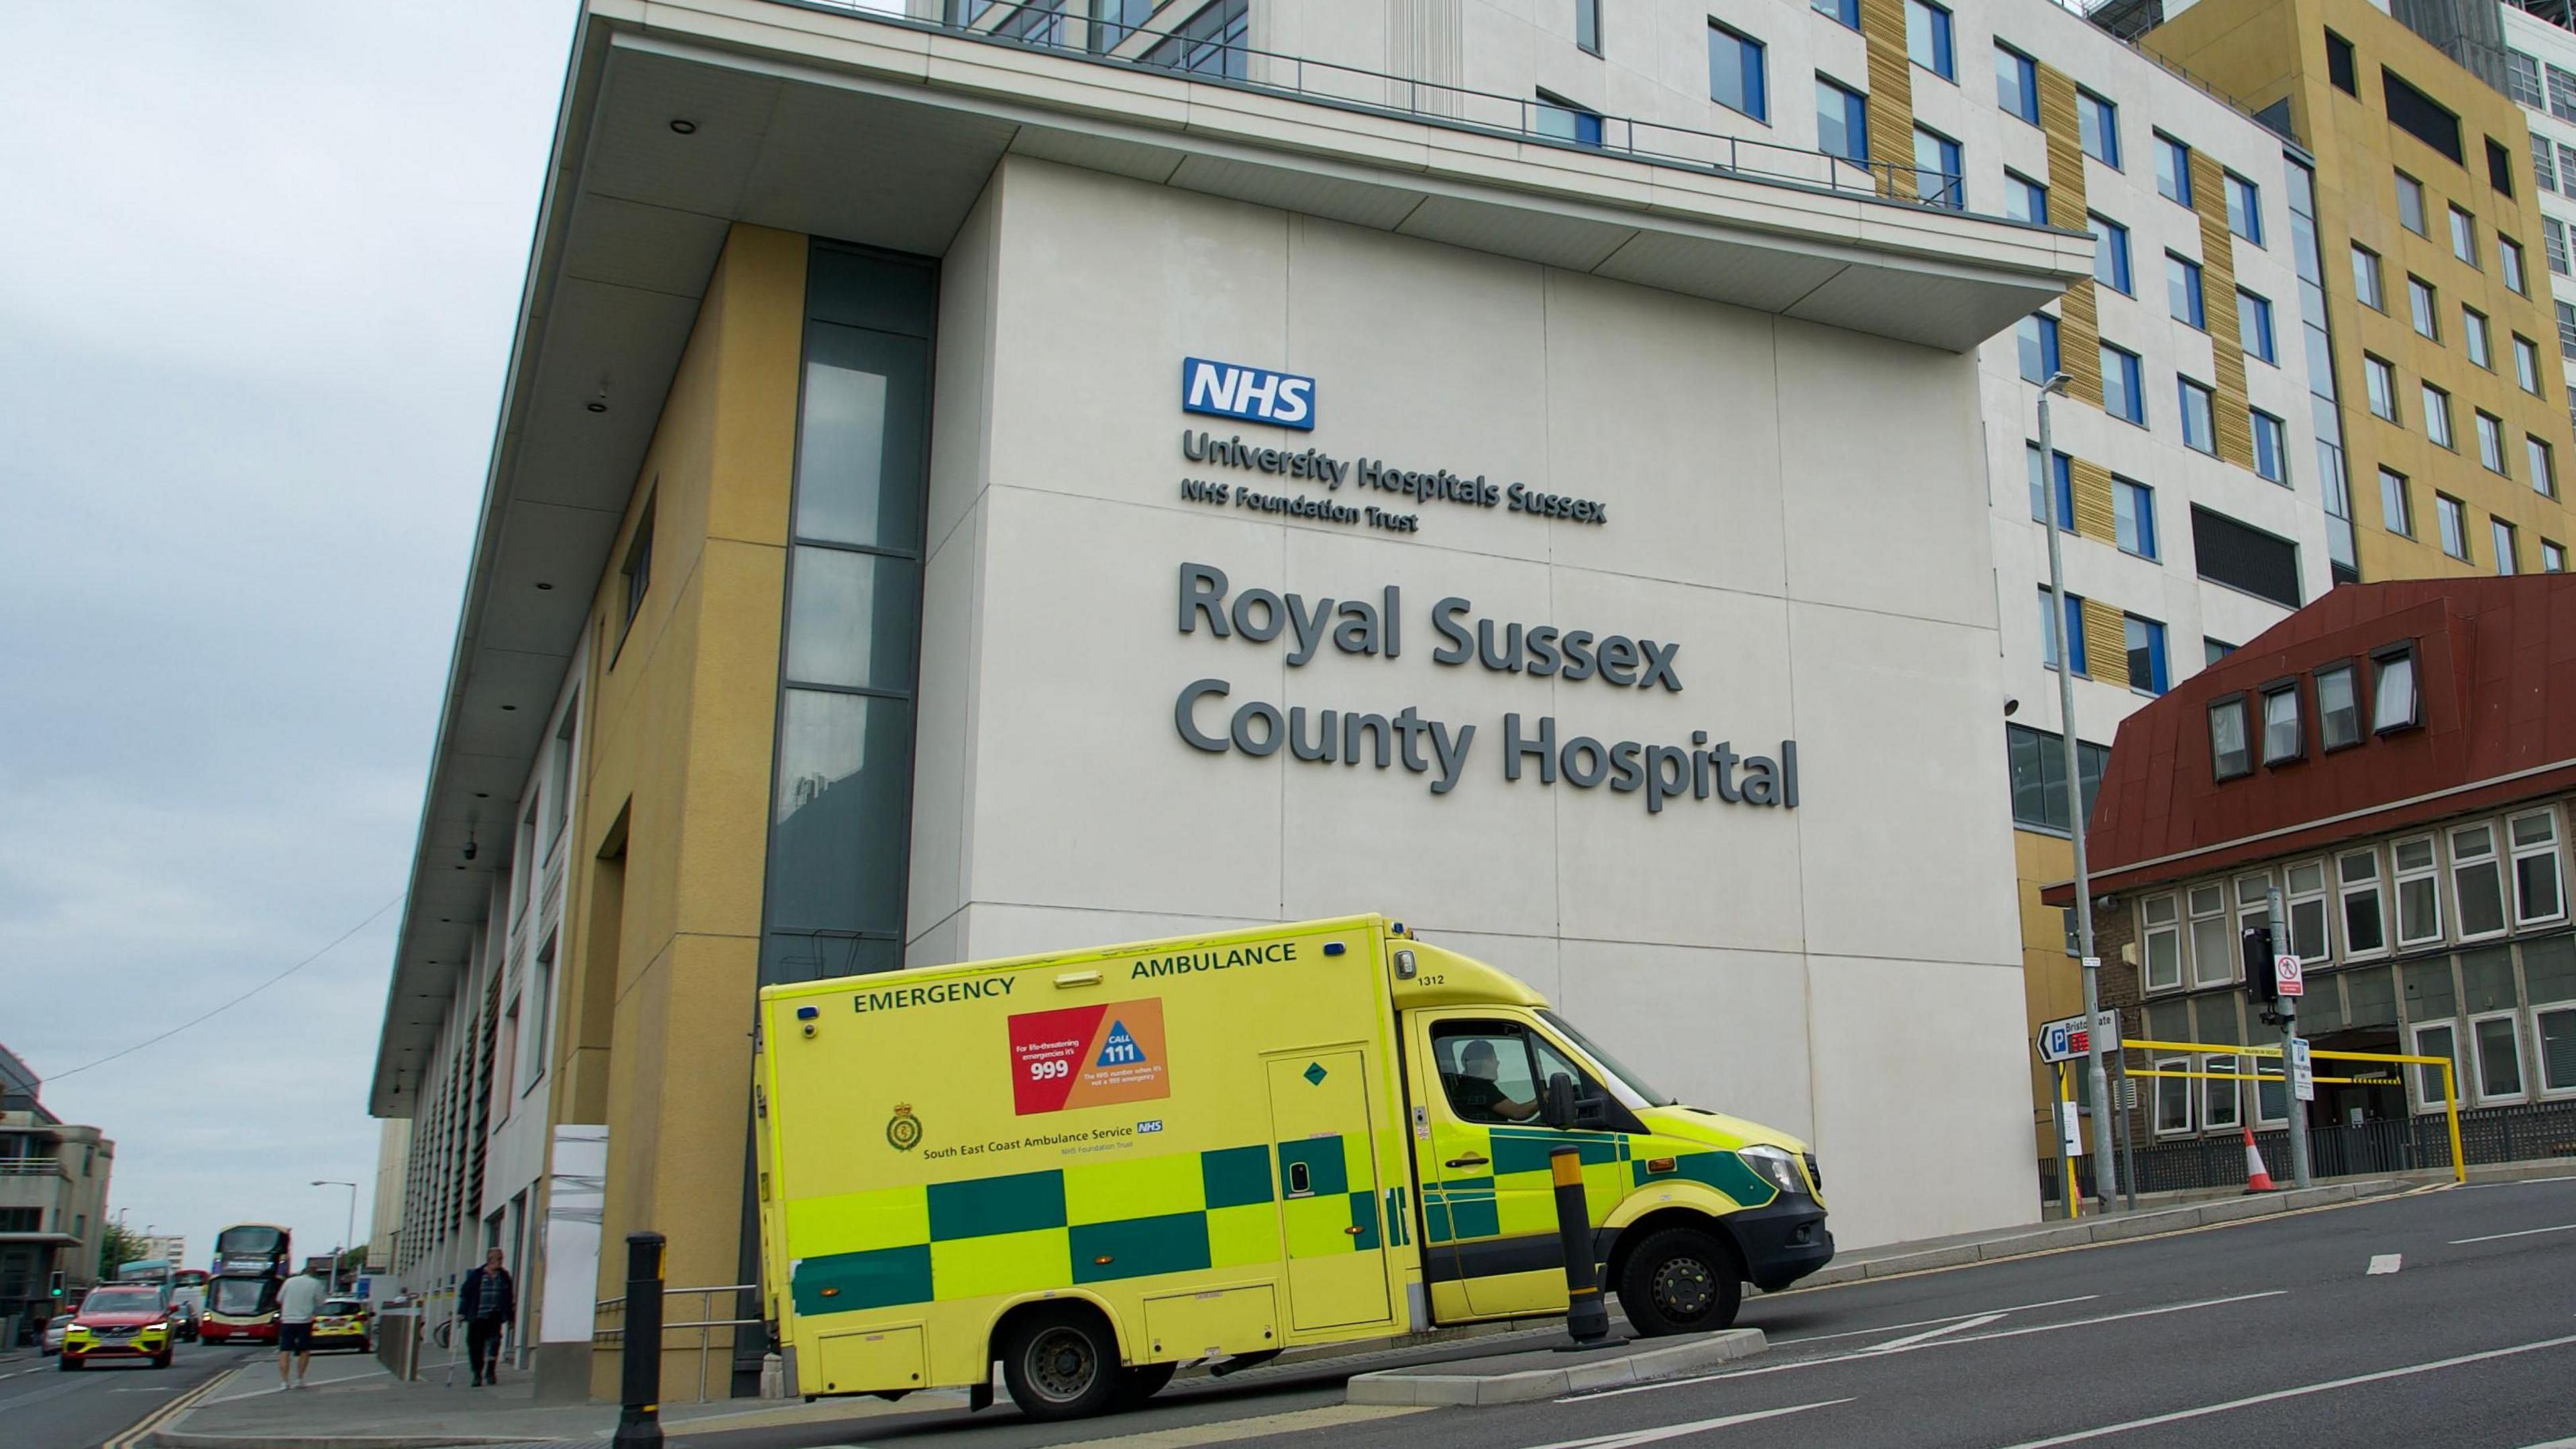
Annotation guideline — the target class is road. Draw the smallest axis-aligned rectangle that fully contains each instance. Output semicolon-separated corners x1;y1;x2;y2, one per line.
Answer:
0;1340;261;1449
682;1175;2576;1449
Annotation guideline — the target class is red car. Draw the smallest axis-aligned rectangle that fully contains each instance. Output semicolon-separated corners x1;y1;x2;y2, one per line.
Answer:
59;1285;174;1371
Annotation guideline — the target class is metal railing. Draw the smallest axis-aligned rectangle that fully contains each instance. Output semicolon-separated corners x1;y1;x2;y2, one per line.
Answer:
595;1283;759;1404
790;0;1996;219
0;1158;66;1177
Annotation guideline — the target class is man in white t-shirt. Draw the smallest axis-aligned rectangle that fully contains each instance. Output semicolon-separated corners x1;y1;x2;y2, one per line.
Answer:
275;1269;327;1389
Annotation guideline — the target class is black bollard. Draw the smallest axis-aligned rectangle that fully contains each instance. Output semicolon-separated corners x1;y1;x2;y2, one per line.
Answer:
1550;1147;1610;1345
612;1232;665;1449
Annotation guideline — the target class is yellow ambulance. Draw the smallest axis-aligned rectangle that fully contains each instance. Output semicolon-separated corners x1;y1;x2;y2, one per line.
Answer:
753;914;1829;1418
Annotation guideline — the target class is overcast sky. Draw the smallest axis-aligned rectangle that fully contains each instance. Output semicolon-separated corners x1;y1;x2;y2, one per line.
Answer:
1;1;576;1273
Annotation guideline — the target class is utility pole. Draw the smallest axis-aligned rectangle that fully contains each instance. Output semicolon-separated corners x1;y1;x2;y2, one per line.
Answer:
2267;883;2314;1189
2039;374;2121;1209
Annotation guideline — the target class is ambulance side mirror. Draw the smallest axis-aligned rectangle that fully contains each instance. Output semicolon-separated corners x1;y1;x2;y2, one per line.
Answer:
1544;1073;1578;1130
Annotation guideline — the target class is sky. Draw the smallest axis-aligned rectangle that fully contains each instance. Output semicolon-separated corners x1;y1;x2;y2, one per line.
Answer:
0;1;578;1273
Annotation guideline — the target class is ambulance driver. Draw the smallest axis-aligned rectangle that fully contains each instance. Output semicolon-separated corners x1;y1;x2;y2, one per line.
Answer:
1446;1037;1541;1123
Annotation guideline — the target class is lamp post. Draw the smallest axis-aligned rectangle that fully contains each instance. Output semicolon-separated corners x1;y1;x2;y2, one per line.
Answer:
2038;372;2121;1210
311;1181;358;1294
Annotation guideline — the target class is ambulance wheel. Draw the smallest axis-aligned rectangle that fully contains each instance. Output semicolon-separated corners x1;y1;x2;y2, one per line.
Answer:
1000;1308;1121;1419
1615;1226;1743;1336
1116;1362;1177;1407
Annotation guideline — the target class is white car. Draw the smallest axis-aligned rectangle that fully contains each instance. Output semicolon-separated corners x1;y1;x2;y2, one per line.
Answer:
41;1316;68;1356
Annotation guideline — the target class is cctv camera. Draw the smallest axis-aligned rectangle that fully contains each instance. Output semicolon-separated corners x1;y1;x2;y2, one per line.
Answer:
462;841;478;863
2003;696;2021;716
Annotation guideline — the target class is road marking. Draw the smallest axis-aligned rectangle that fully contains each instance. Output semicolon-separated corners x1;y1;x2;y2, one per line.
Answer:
104;1363;239;1449
1044;1403;1425;1448
2452;1222;2576;1245
1769;1296;2100;1348
1857;1313;2006;1353
109;1385;179;1393
1521;1399;1854;1449
1573;1293;2286;1401
2367;1254;2403;1275
1995;1332;2576;1448
2510;1438;2576;1448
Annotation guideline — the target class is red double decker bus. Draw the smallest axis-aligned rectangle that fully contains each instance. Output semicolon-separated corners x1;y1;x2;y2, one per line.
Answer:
199;1224;290;1344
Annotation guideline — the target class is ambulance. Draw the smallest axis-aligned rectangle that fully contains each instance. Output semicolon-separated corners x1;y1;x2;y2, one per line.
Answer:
753;914;1830;1419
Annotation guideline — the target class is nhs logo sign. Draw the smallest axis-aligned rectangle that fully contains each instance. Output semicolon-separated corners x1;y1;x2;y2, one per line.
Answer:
1182;356;1315;431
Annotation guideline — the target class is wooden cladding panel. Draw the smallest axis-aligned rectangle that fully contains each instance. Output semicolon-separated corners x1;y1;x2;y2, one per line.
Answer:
2037;63;2099;405
2082;599;2131;691
2190;152;2257;471
2059;280;2104;407
1862;0;1915;200
2069;458;2118;545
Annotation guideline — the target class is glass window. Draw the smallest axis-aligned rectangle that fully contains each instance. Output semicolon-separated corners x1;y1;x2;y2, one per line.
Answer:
2408;276;2438;339
2545;1006;2576;1095
1430;1023;1544;1125
2423;385;2453;448
2190;883;2235;986
2494;518;2519;574
2202;1053;2243;1132
2125;614;2169;695
2007;172;2048;224
2411;1020;2461;1114
2536;132;2559;194
2550;218;2571;275
2167;254;2206;327
2475;1013;2527;1102
1907;0;1954;78
2141;894;2183;991
1813;0;1860;30
2261;682;2302;763
2157;134;2193;205
2091;214;2133;292
2206;637;2237;665
2017;313;2060;384
1913;127;1964;209
2210;696;2252;780
2326;28;2356;93
2253;409;2287;484
2511;48;2546;108
2227;172;2262;243
796;324;928;551
767;688;916;959
619;494;655;647
1816;78;1868;163
2004;722;2109;833
2561;142;2576;193
2154;1056;2193;1134
1534;90;1603;148
2375;648;2420;731
2478;411;2508;474
2239;290;2275;362
1997;44;2038;123
2180;377;2216;453
2341;848;2387;957
1142;0;1249;78
2114;476;2156;557
2530;437;2558;498
2548;540;2569;573
2562;302;2576;351
1576;0;1600;53
1707;22;1768;121
2288;860;2330;961
2317;662;2360;749
2365;355;2398;421
2395;834;2443;946
2518;335;2543;393
2463;307;2490;368
2351;245;2383;309
2039;587;2086;674
2103;344;2144;423
2396;171;2426;234
784;548;922;692
2504;235;2528;293
2380;467;2413;536
2451;205;2479;266
2512;811;2565;924
2027;443;2074;529
2437;492;2469;558
2080;90;2120;167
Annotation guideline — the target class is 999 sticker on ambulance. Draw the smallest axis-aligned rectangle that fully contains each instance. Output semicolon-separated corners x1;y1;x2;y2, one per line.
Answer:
1009;998;1171;1116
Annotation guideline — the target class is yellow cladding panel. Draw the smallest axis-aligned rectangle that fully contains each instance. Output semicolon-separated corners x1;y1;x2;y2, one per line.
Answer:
2069;458;2116;544
932;1230;1073;1302
786;1187;930;1256
2190;152;2257;471
2082;599;2130;690
1206;1203;1282;1268
1861;0;1915;201
1065;1155;1205;1226
2036;64;2087;223
2058;282;2104;406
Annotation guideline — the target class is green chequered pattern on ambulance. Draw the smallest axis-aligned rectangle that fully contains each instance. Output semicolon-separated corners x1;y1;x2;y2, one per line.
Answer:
1417;1132;1771;1245
787;1137;1384;1319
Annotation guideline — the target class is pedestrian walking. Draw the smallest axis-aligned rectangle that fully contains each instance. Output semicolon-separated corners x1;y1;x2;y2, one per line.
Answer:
458;1247;516;1387
276;1267;327;1389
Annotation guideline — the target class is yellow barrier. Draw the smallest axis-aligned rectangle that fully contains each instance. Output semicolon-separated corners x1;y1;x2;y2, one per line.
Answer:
2116;1037;2465;1185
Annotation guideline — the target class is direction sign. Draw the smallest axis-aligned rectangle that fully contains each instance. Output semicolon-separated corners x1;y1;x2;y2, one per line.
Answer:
2037;1009;2123;1064
2275;953;2305;998
2290;1038;2315;1102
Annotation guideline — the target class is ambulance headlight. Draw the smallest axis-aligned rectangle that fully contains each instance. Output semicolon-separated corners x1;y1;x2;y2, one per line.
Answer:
1740;1144;1806;1197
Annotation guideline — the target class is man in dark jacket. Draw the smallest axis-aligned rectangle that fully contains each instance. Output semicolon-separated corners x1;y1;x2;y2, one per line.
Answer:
458;1248;517;1387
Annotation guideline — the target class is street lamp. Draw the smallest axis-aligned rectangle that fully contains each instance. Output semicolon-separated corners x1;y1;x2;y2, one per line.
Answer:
311;1181;358;1294
2037;373;2119;1211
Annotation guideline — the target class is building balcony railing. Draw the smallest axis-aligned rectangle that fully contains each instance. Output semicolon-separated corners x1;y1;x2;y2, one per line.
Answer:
790;0;1987;218
0;1158;64;1178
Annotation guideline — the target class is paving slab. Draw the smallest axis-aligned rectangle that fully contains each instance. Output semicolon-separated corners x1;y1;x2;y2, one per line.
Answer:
1344;1328;1766;1406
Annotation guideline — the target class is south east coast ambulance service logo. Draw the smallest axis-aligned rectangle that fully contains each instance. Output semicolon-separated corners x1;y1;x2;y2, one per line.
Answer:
885;1104;922;1151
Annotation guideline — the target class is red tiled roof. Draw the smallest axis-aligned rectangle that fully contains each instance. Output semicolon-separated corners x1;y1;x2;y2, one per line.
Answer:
2044;576;2576;903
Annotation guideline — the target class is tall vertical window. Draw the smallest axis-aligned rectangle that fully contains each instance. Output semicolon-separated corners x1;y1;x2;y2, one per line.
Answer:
2503;235;2528;293
2375;646;2421;731
2548;540;2569;572
2226;172;2263;244
2530;436;2558;498
1707;23;1768;121
2395;835;2443;947
2463;307;2490;368
2510;48;2545;108
2551;62;2576;121
2114;476;2157;558
2260;681;2302;762
2253;409;2287;484
2340;847;2386;955
2156;134;2193;205
2512;812;2566;924
2422;384;2453;448
2316;662;2361;750
2561;142;2576;192
2039;588;2085;674
2548;218;2571;276
1907;0;1954;79
1817;78;1868;164
2080;90;2120;167
2407;276;2438;339
2210;697;2252;780
2561;302;2576;351
2380;468;2413;535
2167;254;2206;328
2179;376;2216;453
2239;290;2275;362
2535;133;2558;194
2365;355;2398;421
2396;171;2426;234
2007;172;2049;224
2437;492;2469;559
2017;313;2060;384
2287;860;2330;961
618;493;655;652
1997;44;2038;123
2477;411;2508;474
2091;215;2133;292
2351;244;2383;309
2453;824;2510;938
2451;205;2479;266
2141;895;2184;991
2516;335;2543;393
2493;518;2519;574
2103;343;2144;423
2326;29;2357;95
1813;0;1860;30
1576;0;1601;54
1913;127;1964;209
762;245;936;984
2028;444;2074;530
2125;615;2169;695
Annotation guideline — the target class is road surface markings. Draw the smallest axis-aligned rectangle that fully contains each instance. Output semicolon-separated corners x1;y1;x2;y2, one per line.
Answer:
1044;1403;1425;1448
1571;1293;2286;1401
2452;1222;2576;1245
1856;1313;2006;1353
109;1385;179;1393
2510;1438;2576;1448
1519;1399;1854;1449
2367;1254;2403;1275
1994;1331;2576;1448
1769;1296;2099;1348
104;1364;238;1449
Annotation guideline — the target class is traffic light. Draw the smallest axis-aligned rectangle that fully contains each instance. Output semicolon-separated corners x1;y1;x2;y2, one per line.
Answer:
48;1269;64;1299
2243;924;2279;1002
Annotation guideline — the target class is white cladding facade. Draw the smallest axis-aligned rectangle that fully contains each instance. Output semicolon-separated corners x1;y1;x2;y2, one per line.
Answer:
2504;1;2576;533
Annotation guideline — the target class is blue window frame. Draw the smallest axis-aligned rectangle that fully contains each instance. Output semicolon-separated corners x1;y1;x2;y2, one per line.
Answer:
2017;313;2061;383
2239;290;2276;362
2167;253;2205;329
2090;214;2133;293
2227;172;2263;244
1997;44;2039;123
2007;172;2048;224
1709;23;1768;121
2125;614;2170;696
1817;78;1868;164
2080;90;2121;168
2028;444;2075;530
2114;476;2157;559
2253;409;2288;483
2041;588;2088;674
1813;0;1860;30
1909;0;1955;79
2103;343;2144;423
1577;0;1601;54
2180;376;2216;454
1536;89;1603;148
1915;127;1964;209
2155;134;2193;206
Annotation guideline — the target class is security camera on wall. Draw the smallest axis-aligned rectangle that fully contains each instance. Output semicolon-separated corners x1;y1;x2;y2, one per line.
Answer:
2003;696;2021;717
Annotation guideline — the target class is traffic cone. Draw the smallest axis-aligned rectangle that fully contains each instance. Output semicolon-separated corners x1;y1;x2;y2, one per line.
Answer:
2241;1126;2279;1193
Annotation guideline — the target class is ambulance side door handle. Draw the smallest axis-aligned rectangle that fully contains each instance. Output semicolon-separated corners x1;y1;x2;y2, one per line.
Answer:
1444;1154;1488;1169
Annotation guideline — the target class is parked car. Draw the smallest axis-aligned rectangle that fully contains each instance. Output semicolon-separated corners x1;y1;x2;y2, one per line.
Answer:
41;1316;68;1356
310;1297;370;1354
58;1284;174;1371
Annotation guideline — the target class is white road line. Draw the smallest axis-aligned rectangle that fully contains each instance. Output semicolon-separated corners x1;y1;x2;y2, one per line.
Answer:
2367;1254;2403;1275
1857;1313;2006;1353
1572;1293;2287;1401
1996;1332;2576;1448
1521;1399;1854;1449
1770;1296;2100;1348
2510;1438;2576;1448
2452;1222;2576;1245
